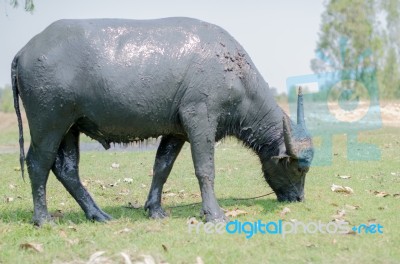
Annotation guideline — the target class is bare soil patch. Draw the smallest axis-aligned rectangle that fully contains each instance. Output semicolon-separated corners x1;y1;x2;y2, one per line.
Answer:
0;111;27;131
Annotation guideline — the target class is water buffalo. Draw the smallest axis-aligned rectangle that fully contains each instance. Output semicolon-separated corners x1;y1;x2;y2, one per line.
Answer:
12;18;313;226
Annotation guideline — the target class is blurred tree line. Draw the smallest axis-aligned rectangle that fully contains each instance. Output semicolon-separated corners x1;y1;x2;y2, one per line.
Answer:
0;85;13;112
9;0;34;12
311;0;400;100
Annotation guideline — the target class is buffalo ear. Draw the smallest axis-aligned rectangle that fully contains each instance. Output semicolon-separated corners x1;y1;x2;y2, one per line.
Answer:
282;115;298;158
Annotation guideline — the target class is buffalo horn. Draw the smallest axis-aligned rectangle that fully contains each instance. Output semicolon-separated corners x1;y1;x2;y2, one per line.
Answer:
297;86;305;127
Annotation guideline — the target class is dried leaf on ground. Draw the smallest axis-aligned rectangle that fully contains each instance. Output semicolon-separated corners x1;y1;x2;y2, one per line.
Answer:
65;238;79;245
111;162;120;169
187;217;199;225
162;188;172;194
125;201;142;209
119;189;130;195
344;187;354;194
68;225;77;232
338;175;351;179
59;230;67;238
225;208;247;217
190;193;201;198
109;180;120;187
20;242;43;253
5;197;14;203
120;252;133;264
305;243;317;248
123;178;133;183
88;251;108;264
333;218;348;224
345;204;360;210
162;244;168;252
345;230;357;235
115;228;132;234
331;184;354;194
196;256;205;264
373;191;390;198
332;209;346;220
279;207;291;217
145;224;162;233
178;190;186;198
132;254;157;264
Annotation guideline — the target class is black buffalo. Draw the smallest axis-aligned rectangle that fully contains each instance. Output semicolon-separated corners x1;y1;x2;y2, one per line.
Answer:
12;18;314;225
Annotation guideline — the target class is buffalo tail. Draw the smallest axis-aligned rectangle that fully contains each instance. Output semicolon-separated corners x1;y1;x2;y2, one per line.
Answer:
11;55;25;180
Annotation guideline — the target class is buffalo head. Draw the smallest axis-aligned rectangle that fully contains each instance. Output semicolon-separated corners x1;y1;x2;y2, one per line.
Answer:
262;87;314;202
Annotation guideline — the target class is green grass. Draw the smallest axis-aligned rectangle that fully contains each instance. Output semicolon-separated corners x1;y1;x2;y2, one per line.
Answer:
0;127;399;263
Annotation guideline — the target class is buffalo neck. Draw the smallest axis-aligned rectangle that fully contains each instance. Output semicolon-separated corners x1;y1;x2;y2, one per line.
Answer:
235;78;285;158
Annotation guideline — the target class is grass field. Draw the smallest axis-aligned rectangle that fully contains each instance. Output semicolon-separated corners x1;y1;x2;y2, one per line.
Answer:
0;112;399;264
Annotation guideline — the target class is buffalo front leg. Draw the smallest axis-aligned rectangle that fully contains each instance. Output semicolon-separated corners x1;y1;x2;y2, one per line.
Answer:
145;136;185;219
180;103;227;222
51;127;112;222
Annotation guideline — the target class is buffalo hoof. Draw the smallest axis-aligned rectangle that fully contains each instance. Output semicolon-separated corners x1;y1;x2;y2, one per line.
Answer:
147;206;169;219
86;209;112;222
202;209;228;223
144;200;169;219
33;214;54;227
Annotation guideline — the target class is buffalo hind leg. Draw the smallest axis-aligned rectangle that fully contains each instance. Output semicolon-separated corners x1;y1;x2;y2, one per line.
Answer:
51;126;112;222
26;127;71;226
26;145;57;226
145;136;185;219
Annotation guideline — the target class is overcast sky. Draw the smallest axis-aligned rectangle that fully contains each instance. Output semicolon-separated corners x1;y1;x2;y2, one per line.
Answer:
0;0;324;93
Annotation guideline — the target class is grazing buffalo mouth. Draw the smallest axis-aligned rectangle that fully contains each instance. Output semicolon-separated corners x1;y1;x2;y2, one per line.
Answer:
276;192;304;202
